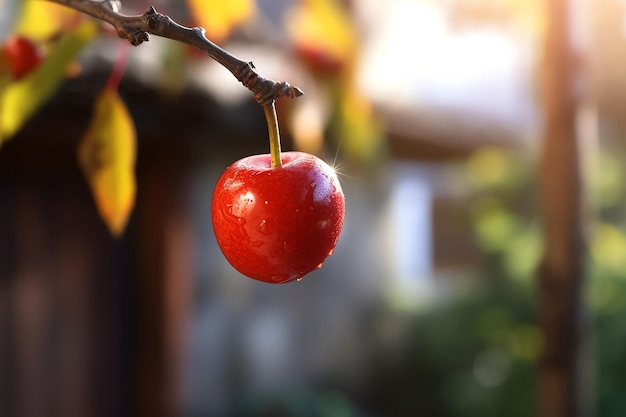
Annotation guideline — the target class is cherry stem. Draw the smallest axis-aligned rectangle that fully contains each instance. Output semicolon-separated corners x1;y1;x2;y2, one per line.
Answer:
105;40;130;92
263;101;282;168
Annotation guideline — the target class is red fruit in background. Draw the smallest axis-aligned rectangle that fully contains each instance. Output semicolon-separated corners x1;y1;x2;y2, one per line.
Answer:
295;44;345;75
2;35;43;80
212;151;345;284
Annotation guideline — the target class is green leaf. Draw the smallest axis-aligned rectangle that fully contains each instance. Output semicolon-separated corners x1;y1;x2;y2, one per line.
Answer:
0;20;97;140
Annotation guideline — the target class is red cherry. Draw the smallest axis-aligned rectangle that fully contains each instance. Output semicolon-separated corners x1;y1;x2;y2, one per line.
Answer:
212;151;345;284
2;35;43;80
295;44;345;75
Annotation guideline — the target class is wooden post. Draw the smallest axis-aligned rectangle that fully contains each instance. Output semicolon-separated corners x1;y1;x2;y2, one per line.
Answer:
538;0;590;416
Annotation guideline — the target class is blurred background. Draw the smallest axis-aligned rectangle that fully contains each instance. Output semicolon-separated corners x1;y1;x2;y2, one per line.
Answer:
1;0;626;416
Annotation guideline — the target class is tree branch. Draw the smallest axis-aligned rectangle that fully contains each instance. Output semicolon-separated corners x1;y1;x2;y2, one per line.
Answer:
47;0;304;105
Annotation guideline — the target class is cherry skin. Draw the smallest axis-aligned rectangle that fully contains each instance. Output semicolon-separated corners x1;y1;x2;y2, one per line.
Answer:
2;35;43;80
211;151;345;284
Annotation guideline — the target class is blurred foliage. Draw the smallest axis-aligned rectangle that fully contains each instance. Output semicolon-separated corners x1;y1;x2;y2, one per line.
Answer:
0;0;385;233
235;388;372;417
300;144;624;417
286;0;357;74
586;144;626;417
0;1;95;145
359;146;544;417
330;85;383;166
464;147;542;283
0;20;96;140
398;143;626;417
78;87;137;236
285;0;384;165
15;0;84;42
186;0;255;45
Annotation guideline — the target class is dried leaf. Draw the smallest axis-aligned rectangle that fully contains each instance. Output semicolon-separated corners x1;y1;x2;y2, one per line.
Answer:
79;89;136;237
186;0;255;44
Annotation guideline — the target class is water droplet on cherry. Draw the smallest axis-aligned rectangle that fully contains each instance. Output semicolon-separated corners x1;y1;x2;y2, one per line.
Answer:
317;219;330;229
259;219;270;235
283;241;296;254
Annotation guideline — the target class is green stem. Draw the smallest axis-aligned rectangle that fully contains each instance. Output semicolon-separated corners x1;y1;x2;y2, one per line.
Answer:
263;101;282;168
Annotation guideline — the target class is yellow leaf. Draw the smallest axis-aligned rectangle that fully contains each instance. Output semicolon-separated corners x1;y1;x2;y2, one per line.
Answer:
79;89;136;237
0;20;97;140
16;0;84;42
186;0;255;44
335;86;383;164
286;0;358;73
